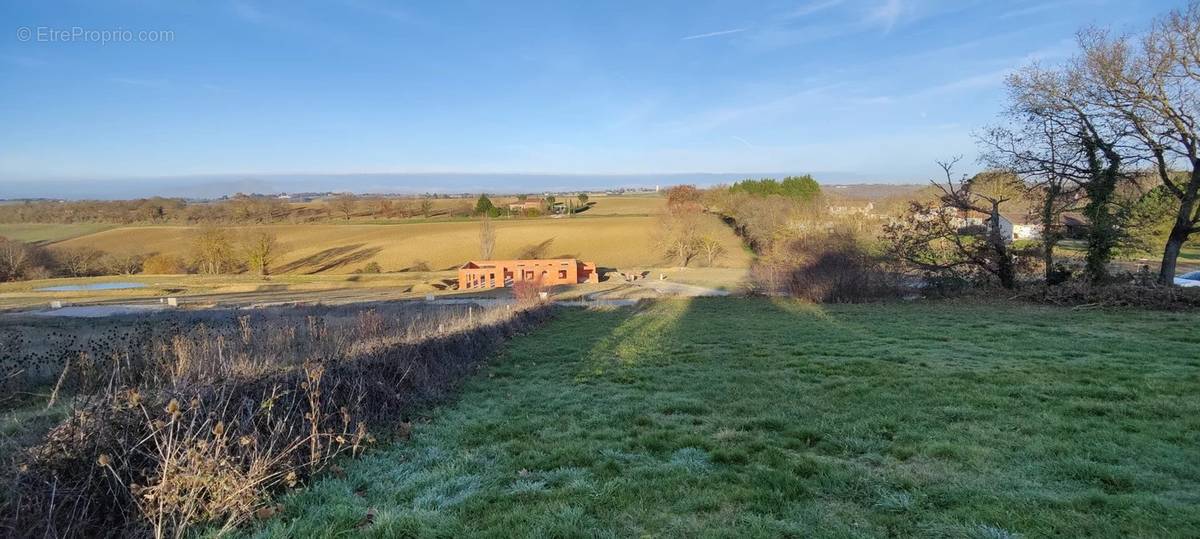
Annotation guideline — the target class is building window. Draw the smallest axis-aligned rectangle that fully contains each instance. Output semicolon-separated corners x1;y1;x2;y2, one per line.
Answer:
558;270;567;279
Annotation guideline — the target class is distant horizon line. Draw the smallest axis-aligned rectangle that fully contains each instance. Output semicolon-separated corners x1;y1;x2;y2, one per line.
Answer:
0;171;931;201
1;169;931;181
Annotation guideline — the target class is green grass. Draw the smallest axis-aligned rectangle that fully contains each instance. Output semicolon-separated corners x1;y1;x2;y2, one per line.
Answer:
248;299;1200;538
1;396;71;508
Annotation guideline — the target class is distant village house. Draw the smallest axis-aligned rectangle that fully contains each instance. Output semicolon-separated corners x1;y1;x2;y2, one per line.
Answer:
508;198;544;212
826;202;875;217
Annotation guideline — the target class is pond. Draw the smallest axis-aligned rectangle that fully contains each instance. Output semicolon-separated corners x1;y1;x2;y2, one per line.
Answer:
36;282;148;292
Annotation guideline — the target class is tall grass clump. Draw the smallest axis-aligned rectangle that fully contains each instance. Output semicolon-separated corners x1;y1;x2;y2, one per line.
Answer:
1;302;553;537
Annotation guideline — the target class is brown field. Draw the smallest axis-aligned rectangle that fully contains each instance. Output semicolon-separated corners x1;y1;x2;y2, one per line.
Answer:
569;194;664;215
49;213;749;274
293;193;666;220
0;223;114;244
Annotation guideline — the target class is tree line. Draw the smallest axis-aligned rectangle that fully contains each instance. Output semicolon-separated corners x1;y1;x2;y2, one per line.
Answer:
0;229;287;282
887;2;1200;289
0;192;604;225
654;180;828;269
0;194;451;225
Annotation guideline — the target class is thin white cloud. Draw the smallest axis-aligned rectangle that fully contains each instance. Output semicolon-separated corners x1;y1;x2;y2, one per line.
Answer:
867;0;904;32
732;136;755;149
229;0;305;30
852;95;895;105
788;0;845;19
915;69;1009;97
999;2;1069;20
676;82;846;132
109;77;169;88
0;54;48;68
230;0;268;24
343;0;416;23
682;28;747;40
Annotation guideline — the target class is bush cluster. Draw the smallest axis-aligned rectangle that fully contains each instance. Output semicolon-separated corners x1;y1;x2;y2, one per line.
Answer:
2;303;554;537
751;231;904;303
1014;282;1200;310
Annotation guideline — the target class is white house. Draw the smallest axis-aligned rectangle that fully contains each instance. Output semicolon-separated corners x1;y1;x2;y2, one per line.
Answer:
951;211;1014;243
1012;221;1043;241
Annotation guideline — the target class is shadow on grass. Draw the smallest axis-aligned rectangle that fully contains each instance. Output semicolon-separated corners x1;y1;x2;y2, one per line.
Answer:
275;244;383;274
253;298;1200;538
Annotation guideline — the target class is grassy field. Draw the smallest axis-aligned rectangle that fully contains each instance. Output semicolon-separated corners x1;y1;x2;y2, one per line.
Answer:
249;299;1200;538
46;213;748;275
0;223;114;244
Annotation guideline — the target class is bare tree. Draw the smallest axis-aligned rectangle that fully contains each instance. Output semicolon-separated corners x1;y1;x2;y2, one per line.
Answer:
420;196;434;218
479;216;496;260
57;246;106;277
371;197;394;218
0;238;32;281
884;159;1025;289
980;83;1087;282
699;236;727;266
1069;7;1200;284
103;252;145;275
995;57;1132;283
936;160;1024;288
192;227;235;275
331;193;357;220
657;211;703;267
242;230;286;277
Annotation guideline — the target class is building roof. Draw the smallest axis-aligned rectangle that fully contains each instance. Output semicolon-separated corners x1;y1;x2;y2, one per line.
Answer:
461;258;581;269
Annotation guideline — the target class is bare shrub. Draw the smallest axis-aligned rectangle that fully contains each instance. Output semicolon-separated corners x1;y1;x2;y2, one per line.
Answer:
0;238;33;281
55;247;106;277
1015;282;1200;310
3;303;554;537
0;238;55;282
142;253;189;274
102;252;147;276
755;232;902;303
511;277;547;304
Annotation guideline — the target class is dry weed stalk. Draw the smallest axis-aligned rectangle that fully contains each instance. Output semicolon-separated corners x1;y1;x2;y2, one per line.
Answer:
4;302;553;538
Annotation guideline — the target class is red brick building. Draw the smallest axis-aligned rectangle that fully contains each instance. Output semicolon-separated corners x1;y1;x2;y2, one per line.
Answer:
458;259;599;289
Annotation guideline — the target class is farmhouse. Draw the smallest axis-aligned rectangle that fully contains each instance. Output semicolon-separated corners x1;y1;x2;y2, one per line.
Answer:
508;199;544;212
458;258;599;289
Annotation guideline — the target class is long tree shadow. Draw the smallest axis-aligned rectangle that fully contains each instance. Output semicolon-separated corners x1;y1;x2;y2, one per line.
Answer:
515;238;556;259
256;297;1200;536
275;244;383;274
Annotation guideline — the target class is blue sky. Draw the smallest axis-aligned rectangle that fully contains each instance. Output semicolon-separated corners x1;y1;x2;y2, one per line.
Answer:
0;0;1183;194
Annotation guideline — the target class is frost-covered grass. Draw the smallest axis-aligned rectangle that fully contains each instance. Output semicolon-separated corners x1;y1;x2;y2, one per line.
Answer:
249;298;1200;538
